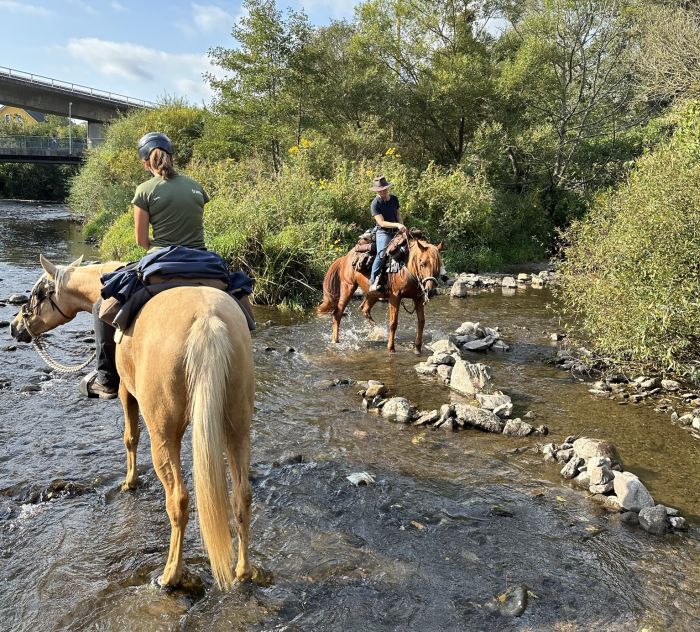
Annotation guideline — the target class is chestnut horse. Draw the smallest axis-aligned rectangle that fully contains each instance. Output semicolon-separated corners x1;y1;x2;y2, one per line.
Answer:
10;255;254;589
318;236;445;352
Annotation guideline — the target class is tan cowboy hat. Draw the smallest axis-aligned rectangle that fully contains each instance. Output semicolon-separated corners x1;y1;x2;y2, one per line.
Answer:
369;175;392;192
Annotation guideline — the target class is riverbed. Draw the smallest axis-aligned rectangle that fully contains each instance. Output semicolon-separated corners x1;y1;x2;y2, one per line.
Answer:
0;200;699;631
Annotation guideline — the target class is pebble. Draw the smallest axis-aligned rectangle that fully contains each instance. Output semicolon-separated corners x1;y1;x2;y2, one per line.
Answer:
0;320;10;328
4;345;17;352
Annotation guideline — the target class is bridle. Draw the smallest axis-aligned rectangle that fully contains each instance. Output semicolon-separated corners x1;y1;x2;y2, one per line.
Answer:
19;277;96;373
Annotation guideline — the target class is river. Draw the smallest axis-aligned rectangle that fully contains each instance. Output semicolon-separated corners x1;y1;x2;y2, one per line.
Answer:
0;200;699;631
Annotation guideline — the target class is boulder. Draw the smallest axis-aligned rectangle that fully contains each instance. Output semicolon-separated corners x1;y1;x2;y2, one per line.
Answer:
589;481;614;494
613;471;654;512
561;456;584;479
380;397;412;423
454;404;504;433
491;340;511;352
669;516;689;531
620;511;639;526
502;276;517;288
455;321;480;336
572;437;623;469
476;392;512;417
531;275;545;288
573;469;591;488
450;360;492;396
436;364;453;381
364;382;387;398
555;448;574;464
6;293;28;305
450;280;469;298
462;335;499;352
588;457;614;486
517;273;529;282
639;377;661;390
415;362;438;376
428;339;460;355
590;494;621;511
427;353;456;366
638;505;668;535
412;409;440;426
502;419;534;437
661;379;680;392
542;443;558;461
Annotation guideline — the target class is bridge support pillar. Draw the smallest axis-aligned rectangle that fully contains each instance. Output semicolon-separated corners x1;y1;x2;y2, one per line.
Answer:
87;121;105;148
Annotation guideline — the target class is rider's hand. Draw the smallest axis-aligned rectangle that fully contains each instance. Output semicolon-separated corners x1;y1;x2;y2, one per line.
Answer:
397;224;407;233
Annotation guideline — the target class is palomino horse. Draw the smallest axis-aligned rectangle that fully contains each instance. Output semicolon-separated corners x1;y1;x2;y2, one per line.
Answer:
318;236;445;352
10;255;254;589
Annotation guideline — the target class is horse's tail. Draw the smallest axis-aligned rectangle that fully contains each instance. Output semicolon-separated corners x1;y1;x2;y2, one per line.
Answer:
317;255;346;314
185;314;235;589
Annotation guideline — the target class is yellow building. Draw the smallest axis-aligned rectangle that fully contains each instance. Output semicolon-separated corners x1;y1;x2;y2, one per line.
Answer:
0;105;46;126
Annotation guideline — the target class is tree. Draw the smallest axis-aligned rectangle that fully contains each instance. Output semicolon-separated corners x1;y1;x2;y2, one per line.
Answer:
207;0;313;173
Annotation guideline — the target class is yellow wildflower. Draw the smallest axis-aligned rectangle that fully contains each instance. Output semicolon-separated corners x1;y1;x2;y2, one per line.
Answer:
385;147;396;156
288;145;299;154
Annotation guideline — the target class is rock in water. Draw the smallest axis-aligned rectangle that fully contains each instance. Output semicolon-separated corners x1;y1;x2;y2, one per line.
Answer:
638;505;668;535
613;471;654;512
450;280;469;298
454;404;504;433
436;364;453;381
502;419;534;437
476;392;512;417
669;516;689;531
415;362;438;375
413;410;440;426
455;321;480;336
428;339;461;355
364;382;387;398
450;360;492;396
572;437;624;469
7;293;28;305
427;353;456;366
561;456;584;480
380;397;412;423
487;584;528;617
501;276;517;289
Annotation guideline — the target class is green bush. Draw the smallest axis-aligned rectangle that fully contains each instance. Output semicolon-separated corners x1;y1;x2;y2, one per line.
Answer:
557;101;700;378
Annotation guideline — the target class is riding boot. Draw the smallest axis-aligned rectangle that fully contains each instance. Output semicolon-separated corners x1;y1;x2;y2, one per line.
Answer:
92;299;120;390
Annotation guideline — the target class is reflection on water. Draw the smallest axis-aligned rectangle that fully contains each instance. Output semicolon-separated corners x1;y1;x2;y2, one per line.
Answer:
0;200;699;631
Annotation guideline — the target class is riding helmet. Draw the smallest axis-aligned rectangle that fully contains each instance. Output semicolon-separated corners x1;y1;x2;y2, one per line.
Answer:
137;132;173;161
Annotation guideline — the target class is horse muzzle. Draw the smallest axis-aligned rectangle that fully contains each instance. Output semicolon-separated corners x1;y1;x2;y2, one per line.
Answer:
10;317;32;343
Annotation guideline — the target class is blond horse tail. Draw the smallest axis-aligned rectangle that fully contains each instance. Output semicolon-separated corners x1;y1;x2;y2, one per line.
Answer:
185;315;235;589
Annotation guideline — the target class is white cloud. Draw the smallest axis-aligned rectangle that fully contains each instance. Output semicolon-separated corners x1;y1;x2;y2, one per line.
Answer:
110;1;127;11
0;1;52;17
65;38;216;101
291;0;359;20
191;3;234;33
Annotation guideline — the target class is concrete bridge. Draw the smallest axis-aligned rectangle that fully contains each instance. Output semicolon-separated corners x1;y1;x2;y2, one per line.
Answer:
0;65;154;154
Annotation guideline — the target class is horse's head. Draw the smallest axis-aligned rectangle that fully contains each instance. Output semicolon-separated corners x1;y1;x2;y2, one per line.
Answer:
10;255;84;343
409;239;445;298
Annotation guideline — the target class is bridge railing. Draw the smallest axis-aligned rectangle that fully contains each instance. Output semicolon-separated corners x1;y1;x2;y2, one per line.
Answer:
0;135;86;155
0;65;155;108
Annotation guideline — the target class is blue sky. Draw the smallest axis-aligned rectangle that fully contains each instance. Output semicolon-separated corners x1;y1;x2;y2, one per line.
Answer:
0;0;360;105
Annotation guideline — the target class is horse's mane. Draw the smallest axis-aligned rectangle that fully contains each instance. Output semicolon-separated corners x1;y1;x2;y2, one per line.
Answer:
407;239;441;278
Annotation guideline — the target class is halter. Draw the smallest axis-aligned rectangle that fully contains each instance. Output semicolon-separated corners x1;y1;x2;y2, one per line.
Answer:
20;277;96;373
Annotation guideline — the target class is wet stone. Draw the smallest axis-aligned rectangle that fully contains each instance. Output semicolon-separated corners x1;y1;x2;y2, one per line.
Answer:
0;320;10;328
364;382;387;398
6;293;28;305
20;384;41;393
413;410;440;426
638;505;668;535
502;419;533;437
614;471;654;512
669;516;689;531
620;511;639;526
561;456;584;480
486;584;528;617
555;448;574;464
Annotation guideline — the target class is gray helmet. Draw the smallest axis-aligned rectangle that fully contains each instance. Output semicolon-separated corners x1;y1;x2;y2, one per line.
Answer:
137;132;173;161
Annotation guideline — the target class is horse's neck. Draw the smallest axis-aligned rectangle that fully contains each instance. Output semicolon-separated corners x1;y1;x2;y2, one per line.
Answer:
66;262;122;310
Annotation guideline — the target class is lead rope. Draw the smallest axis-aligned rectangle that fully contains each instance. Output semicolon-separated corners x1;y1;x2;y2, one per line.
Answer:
31;337;96;374
24;318;96;374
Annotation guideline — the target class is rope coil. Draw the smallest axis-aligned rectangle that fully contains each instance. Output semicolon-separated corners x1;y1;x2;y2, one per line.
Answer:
30;336;96;374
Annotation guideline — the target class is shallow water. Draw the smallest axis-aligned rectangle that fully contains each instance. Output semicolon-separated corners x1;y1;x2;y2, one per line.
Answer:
1;200;699;631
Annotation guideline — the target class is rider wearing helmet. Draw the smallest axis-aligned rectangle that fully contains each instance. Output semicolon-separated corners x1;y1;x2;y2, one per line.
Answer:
85;132;210;399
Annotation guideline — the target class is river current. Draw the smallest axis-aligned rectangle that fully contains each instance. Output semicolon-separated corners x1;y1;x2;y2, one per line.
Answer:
0;200;699;631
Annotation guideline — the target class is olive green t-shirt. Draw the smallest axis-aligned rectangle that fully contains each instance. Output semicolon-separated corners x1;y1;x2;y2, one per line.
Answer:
131;174;209;249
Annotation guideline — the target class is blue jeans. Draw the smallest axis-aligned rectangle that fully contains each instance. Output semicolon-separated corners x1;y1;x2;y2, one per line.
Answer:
370;229;394;284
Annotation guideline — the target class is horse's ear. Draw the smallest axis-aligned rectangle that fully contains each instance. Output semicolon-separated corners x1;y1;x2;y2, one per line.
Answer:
68;255;84;269
40;254;57;279
436;242;444;252
416;240;427;251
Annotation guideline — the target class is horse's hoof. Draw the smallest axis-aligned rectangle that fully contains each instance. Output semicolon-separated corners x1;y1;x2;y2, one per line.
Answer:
243;565;274;587
413;347;422;356
153;575;178;592
120;479;139;492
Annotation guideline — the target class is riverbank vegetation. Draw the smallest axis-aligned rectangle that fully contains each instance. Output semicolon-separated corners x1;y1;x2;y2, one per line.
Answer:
69;0;700;371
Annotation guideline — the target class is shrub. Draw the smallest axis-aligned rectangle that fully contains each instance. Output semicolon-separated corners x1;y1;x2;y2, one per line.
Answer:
557;101;700;378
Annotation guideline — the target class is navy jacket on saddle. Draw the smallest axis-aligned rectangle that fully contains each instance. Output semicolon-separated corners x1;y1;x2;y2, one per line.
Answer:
100;246;254;331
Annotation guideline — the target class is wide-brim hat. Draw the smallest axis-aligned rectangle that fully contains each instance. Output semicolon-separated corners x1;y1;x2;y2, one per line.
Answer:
370;175;392;191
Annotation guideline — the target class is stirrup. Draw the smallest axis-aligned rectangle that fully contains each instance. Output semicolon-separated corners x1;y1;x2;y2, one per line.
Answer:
80;370;118;400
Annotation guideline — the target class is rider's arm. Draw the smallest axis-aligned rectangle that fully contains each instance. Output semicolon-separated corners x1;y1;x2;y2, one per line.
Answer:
134;206;151;249
374;213;405;231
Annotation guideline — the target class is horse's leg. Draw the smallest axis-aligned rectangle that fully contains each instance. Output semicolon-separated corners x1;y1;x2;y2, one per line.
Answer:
119;384;140;491
361;294;379;325
414;299;425;355
387;296;400;352
150;430;189;587
226;437;252;581
332;282;354;343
